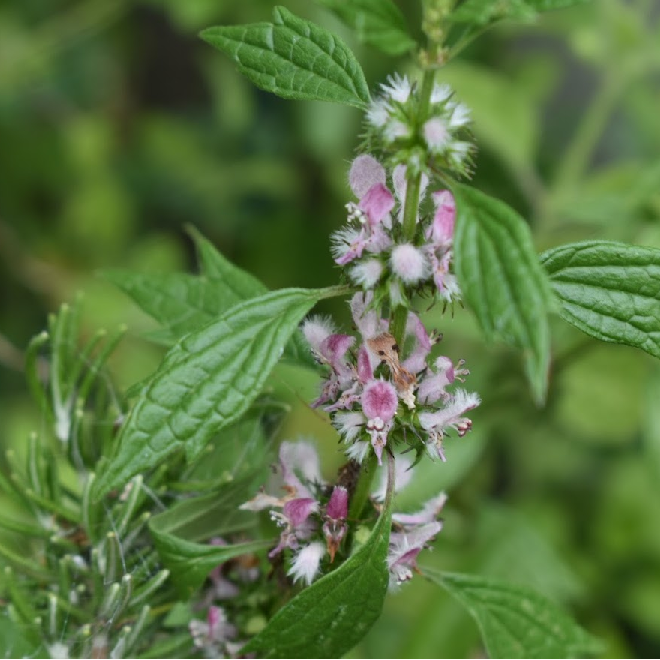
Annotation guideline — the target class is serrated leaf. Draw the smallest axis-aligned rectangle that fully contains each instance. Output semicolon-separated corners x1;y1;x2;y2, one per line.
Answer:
244;507;392;658
450;0;536;24
104;271;221;342
94;288;334;497
423;569;601;658
316;0;416;56
540;241;660;358
200;6;370;108
187;226;265;300
453;185;552;404
107;230;320;369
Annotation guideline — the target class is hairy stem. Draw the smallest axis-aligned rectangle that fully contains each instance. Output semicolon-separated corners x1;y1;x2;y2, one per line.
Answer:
350;69;438;523
391;68;436;347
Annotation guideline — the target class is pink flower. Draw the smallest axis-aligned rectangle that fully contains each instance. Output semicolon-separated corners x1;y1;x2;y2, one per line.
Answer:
401;313;433;375
302;317;356;408
283;498;319;528
189;606;238;657
391;244;430;284
361;379;398;465
333;411;364;443
323;486;348;561
278;441;322;499
419;389;481;461
425;190;460;302
332;157;395;265
427;191;455;246
423;118;450;152
349;154;386;197
388;523;443;587
417;357;468;405
349;258;384;288
350;292;387;341
240;441;322;557
392;492;448;527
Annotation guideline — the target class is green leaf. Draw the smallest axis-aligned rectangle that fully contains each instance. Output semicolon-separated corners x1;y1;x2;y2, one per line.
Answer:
150;475;259;543
450;0;536;25
188;226;265;300
0;617;45;658
540;241;660;359
105;228;265;341
108;230;319;369
182;414;276;487
244;457;396;658
94;288;334;497
149;477;273;598
103;271;223;343
149;496;273;598
316;0;416;56
423;569;600;658
453;185;553;404
200;6;370;108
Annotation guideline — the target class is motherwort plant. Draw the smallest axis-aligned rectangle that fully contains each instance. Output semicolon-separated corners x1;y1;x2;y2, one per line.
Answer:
5;1;660;658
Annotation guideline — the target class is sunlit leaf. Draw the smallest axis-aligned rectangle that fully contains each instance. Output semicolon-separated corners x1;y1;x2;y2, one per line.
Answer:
316;0;416;55
423;568;601;658
201;6;370;107
94;288;337;497
454;185;553;404
541;241;660;358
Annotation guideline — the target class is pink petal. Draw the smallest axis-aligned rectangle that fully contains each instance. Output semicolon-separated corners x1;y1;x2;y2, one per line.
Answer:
349;154;386;198
401;313;432;374
283;497;319;528
428;190;456;246
325;486;348;521
392;492;448;526
359;183;395;225
320;333;355;376
357;344;374;383
362;380;398;422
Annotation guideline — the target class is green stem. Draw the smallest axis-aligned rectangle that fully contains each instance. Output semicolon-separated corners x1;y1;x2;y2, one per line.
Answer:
391;68;437;347
348;453;378;521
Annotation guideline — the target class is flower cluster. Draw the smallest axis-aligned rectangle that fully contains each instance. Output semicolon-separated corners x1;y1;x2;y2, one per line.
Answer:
240;440;348;586
365;74;474;176
303;292;479;465
331;154;461;307
240;441;447;589
228;71;481;608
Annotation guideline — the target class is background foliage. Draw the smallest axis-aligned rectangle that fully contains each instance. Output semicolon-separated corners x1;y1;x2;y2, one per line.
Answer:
1;0;660;656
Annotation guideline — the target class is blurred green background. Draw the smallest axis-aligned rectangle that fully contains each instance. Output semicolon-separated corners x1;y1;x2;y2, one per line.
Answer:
1;0;660;657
